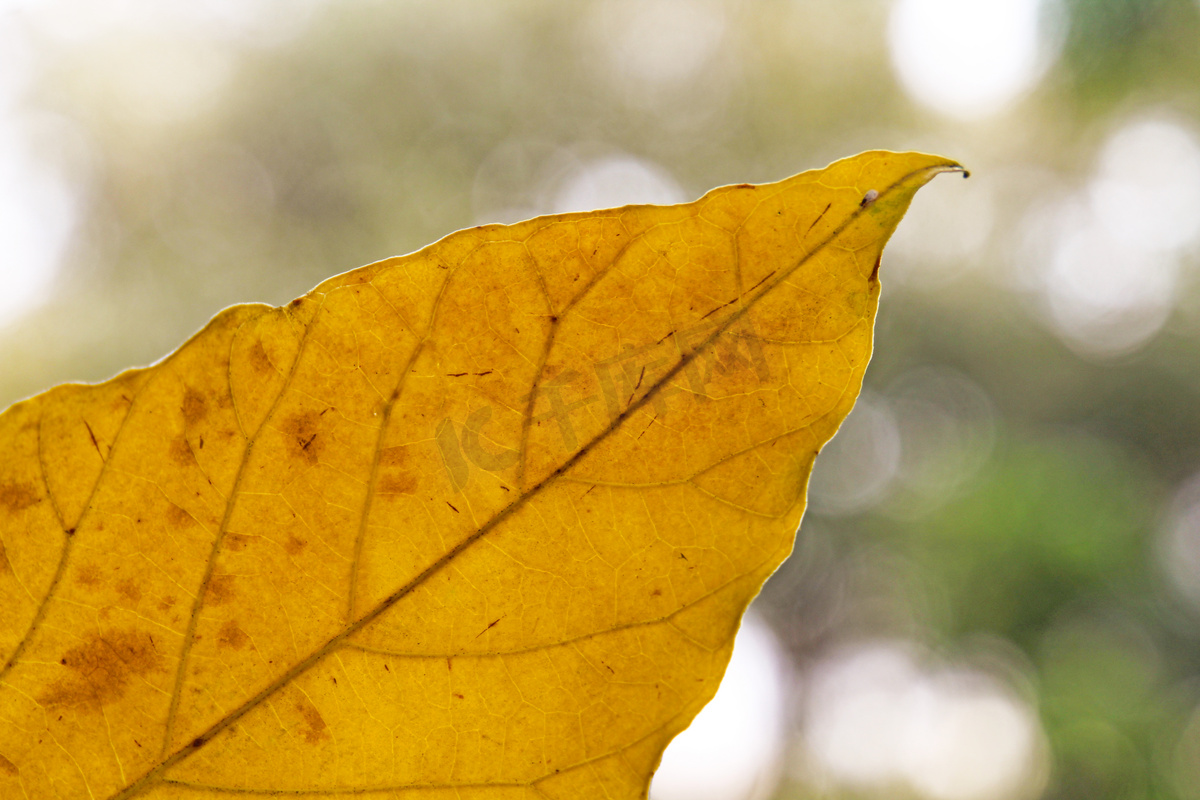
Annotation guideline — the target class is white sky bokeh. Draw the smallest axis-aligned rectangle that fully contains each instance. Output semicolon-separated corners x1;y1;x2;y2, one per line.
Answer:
1089;118;1200;253
473;146;687;223
799;641;1047;800
1021;114;1200;357
0;116;78;329
1043;202;1179;356
887;0;1059;121
651;613;790;800
0;6;75;329
0;0;329;329
550;153;686;213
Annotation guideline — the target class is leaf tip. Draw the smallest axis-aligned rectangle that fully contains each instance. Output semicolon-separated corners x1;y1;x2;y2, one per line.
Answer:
911;158;969;188
939;162;969;179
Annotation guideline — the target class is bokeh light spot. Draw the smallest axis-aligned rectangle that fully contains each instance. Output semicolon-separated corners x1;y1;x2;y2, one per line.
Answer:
808;392;901;515
102;39;235;127
1158;472;1200;611
652;613;789;800
887;367;996;515
1088;117;1200;253
0;118;79;328
473;145;687;222
550;153;686;214
1017;115;1200;357
903;673;1042;800
887;0;1056;120
801;642;1046;800
1044;203;1177;356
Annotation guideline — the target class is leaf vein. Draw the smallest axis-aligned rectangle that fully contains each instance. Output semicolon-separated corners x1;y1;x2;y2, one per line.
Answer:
1;379;146;683
161;296;329;757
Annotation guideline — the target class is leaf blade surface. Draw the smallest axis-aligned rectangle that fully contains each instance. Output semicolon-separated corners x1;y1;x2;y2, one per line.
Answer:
0;150;960;800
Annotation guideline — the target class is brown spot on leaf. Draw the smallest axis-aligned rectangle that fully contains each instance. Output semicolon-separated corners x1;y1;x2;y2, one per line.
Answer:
115;579;142;604
295;698;329;744
284;535;306;556
218;620;249;650
0;481;38;512
169;436;194;466
0;541;9;574
166;503;194;528
283;411;323;465
248;339;275;375
650;589;662;597
205;573;234;606
379;473;418;495
0;753;16;776
76;564;101;587
226;534;251;552
38;630;164;710
182;386;207;426
158;595;176;612
379;445;410;466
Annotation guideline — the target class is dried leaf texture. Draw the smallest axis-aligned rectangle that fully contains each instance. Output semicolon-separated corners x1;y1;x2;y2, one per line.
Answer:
0;151;960;800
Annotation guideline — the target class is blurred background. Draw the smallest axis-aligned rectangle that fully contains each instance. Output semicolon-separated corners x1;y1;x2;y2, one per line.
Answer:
1;0;1199;797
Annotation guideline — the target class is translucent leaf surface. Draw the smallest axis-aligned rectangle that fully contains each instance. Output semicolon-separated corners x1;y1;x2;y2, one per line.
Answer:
0;151;961;800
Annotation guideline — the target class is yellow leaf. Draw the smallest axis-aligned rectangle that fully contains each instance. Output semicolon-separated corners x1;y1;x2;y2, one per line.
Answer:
0;150;961;800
